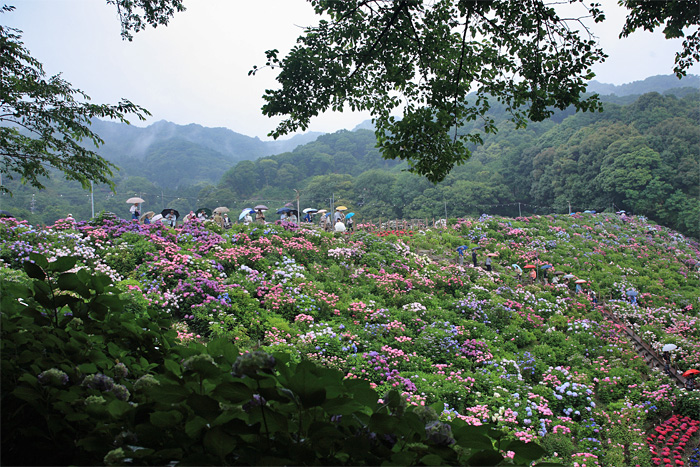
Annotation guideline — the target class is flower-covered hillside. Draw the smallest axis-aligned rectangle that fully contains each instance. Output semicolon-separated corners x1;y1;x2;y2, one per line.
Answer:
1;212;698;466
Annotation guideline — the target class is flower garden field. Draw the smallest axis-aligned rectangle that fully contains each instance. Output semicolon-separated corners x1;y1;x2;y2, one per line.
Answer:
1;212;699;466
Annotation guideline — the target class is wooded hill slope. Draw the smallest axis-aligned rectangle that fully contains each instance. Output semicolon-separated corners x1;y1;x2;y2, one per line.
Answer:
208;90;699;239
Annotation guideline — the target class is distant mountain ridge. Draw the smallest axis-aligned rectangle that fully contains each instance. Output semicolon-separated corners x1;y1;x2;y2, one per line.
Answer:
88;119;324;186
91;119;323;161
87;74;698;188
587;74;699;96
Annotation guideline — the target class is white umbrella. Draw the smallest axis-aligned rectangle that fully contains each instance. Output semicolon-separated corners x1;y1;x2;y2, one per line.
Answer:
662;344;677;352
151;214;163;223
126;197;145;204
303;208;318;213
213;206;230;214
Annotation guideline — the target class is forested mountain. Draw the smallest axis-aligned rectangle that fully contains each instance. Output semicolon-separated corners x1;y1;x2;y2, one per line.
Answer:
86;119;323;186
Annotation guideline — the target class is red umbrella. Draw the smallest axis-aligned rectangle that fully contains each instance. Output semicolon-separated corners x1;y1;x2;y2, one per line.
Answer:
524;264;536;269
682;369;700;377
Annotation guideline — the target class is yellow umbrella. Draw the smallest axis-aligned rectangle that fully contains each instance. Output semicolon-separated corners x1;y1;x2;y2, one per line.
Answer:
336;206;348;211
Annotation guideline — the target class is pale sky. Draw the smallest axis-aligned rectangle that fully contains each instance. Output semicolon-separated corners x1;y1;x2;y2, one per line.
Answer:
5;0;699;140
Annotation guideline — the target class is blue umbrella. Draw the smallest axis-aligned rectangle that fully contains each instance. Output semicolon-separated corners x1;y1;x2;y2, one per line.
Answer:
345;212;355;218
276;207;293;214
540;265;553;269
239;208;254;220
626;290;638;296
457;245;468;256
511;264;523;272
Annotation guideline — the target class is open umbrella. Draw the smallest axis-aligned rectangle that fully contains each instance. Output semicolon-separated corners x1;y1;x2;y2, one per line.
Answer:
540;265;553;269
139;211;155;222
213;206;229;214
238;208;254;220
284;202;294;207
196;208;212;217
317;209;328;214
553;270;566;275
126;197;145;204
524;264;537;269
161;209;180;219
486;253;498;257
511;264;523;272
626;290;638;297
682;369;699;377
575;279;587;284
277;207;293;214
151;214;163;222
0;210;12;218
345;212;355;218
662;344;678;352
336;206;348;211
254;204;268;211
471;246;481;250
303;208;318;213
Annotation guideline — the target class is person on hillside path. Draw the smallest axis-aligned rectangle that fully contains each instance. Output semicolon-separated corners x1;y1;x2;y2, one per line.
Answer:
346;216;354;232
213;212;224;228
485;255;492;272
472;249;478;268
223;214;232;229
130;203;140;220
256;210;266;224
530;268;537;285
244;212;253;225
663;351;672;376
165;210;176;228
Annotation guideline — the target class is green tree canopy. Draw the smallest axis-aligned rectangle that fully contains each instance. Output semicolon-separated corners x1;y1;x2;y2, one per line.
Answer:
255;0;608;183
0;19;149;194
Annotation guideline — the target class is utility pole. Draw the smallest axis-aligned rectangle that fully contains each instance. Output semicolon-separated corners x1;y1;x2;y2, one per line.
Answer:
444;199;448;224
294;189;300;220
90;181;95;218
568;201;571;215
30;194;36;214
518;202;521;217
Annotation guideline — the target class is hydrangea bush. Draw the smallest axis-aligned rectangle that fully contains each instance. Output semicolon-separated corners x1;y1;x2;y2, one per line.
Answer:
1;211;699;465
